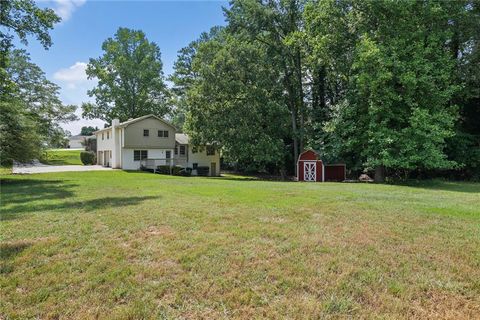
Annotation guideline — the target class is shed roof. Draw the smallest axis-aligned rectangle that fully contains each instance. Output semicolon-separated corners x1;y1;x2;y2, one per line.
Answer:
298;149;320;161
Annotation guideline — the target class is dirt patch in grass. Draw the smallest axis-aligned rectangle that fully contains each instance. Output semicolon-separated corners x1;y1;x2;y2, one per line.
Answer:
410;289;480;319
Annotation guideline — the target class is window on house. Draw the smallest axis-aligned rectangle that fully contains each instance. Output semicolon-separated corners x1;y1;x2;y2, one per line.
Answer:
193;163;198;170
134;150;148;161
166;151;171;159
206;146;215;156
157;130;168;138
102;133;104;140
107;131;109;139
174;146;178;155
179;145;186;156
143;129;149;137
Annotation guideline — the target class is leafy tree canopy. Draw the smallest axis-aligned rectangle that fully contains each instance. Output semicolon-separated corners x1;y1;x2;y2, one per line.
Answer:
80;126;99;136
82;27;169;122
172;0;479;179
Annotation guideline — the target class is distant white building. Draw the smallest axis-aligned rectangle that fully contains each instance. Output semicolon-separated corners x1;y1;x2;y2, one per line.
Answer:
67;135;90;149
94;114;220;176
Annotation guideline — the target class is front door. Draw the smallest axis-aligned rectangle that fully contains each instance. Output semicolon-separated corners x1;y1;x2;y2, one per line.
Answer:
304;161;316;182
210;162;216;176
105;151;110;167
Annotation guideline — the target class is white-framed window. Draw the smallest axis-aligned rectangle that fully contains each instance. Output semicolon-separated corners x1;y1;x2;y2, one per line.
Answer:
102;133;104;140
166;150;171;159
107;131;109;139
134;150;148;161
143;129;149;137
180;145;186;156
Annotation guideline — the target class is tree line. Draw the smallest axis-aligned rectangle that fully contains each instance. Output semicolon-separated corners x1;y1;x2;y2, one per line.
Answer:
1;0;478;182
1;0;76;164
171;0;479;181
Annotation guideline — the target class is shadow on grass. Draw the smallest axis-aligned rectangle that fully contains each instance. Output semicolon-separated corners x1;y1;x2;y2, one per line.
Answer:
0;178;77;205
1;196;158;219
0;241;31;260
396;180;480;194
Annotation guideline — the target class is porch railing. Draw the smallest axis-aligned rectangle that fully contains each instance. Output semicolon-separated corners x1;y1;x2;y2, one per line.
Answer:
140;158;188;173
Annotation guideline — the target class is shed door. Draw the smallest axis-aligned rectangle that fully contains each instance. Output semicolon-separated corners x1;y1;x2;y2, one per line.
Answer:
304;161;316;182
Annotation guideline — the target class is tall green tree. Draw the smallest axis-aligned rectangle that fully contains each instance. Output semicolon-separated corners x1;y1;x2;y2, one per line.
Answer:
7;49;77;147
444;0;480;178
0;0;61;164
0;89;43;164
175;28;290;171
173;0;477;180
80;126;99;136
0;0;59;83
225;0;308;173
305;0;460;181
82;28;169;122
169;27;223;130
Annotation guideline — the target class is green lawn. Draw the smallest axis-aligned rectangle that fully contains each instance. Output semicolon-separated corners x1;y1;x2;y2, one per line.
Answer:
42;149;83;165
0;166;12;175
1;172;479;319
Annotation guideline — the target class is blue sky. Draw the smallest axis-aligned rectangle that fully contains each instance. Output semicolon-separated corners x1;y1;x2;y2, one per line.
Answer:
24;0;228;134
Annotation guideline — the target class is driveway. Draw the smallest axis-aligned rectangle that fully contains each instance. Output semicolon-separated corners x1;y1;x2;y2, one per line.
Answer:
13;163;114;174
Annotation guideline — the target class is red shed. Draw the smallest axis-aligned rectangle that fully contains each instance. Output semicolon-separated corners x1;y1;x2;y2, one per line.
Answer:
324;164;346;182
297;150;323;182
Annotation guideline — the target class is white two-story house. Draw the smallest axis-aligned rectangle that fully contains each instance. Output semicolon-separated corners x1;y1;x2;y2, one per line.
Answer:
94;114;220;176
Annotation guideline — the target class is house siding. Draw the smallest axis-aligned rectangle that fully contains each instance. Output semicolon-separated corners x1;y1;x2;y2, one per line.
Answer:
96;128;116;166
123;118;176;149
122;148;174;170
188;147;220;176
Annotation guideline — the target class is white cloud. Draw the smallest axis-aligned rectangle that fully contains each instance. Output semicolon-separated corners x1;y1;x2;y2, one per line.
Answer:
53;62;91;89
51;0;86;21
52;62;104;135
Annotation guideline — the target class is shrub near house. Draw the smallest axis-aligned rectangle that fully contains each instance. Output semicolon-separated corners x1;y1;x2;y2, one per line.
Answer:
80;151;96;165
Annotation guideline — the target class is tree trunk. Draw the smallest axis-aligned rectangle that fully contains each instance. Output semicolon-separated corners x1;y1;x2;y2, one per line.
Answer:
374;165;385;183
291;109;299;176
294;49;305;154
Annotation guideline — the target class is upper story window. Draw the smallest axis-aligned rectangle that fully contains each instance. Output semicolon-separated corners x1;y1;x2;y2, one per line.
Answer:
206;146;215;156
158;130;169;138
102;133;104;140
107;131;109;139
143;129;149;137
174;146;178;155
179;145;186;156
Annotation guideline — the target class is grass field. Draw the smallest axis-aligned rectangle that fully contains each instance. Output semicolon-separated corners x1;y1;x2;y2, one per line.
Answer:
42;149;83;165
1;171;479;319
